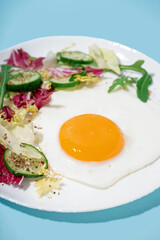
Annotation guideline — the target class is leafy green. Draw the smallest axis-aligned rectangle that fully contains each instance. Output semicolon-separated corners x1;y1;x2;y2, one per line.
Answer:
0;65;12;110
0;65;20;109
72;63;82;69
88;44;121;75
108;60;152;102
108;76;137;93
29;56;37;61
136;73;152;102
0;124;41;159
69;70;86;82
119;60;146;74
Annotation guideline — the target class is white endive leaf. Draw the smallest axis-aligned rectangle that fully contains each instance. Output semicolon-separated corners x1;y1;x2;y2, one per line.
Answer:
0;125;41;159
89;44;121;75
10;123;35;145
101;48;121;75
88;44;106;68
42;51;57;69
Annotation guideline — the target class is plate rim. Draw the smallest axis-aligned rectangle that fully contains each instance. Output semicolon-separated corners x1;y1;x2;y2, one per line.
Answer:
0;35;159;65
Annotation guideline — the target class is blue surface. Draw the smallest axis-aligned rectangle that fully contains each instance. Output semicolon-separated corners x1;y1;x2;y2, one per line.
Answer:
0;0;160;239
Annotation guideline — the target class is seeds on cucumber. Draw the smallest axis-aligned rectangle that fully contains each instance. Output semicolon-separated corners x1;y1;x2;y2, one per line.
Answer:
3;143;48;178
7;70;42;92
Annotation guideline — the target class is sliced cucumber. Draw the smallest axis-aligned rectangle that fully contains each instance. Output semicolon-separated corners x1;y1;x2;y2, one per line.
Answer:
7;70;42;92
3;143;48;178
50;76;80;88
57;51;93;65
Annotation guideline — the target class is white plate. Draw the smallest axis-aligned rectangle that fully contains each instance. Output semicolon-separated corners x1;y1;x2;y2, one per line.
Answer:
0;36;160;212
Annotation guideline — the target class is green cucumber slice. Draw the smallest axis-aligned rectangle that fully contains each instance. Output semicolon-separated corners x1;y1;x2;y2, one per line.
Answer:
50;76;80;88
7;70;42;92
3;143;48;178
57;51;93;65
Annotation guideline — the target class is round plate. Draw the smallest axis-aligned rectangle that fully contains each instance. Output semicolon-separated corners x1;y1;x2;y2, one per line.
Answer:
0;36;160;212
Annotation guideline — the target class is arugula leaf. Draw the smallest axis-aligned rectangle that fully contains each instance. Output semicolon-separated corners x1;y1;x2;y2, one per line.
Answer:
0;65;12;109
0;64;21;110
136;73;152;102
108;76;137;93
108;60;152;102
72;63;82;69
119;60;145;73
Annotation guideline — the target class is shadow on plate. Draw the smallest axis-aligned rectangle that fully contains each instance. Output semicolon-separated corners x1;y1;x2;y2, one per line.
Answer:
1;187;160;223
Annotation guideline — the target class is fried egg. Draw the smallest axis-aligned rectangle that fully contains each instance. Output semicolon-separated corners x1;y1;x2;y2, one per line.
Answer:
35;79;160;189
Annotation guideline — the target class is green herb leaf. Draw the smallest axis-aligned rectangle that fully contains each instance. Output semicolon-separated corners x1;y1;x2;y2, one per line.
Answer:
72;63;82;69
69;70;86;82
113;60;152;102
108;76;137;93
29;56;37;61
136;73;152;102
119;60;146;74
0;64;12;109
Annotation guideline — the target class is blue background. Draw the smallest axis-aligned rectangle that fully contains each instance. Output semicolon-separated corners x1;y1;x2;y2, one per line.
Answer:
0;0;160;239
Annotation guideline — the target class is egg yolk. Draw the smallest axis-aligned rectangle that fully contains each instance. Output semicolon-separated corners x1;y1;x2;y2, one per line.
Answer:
59;114;124;162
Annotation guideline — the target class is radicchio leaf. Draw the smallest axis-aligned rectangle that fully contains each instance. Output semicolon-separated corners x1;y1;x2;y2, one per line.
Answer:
49;66;80;78
86;66;104;76
7;48;44;70
0;106;14;121
13;88;54;109
0;144;23;185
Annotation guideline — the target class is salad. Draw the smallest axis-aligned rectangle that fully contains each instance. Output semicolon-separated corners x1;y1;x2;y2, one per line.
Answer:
0;43;152;197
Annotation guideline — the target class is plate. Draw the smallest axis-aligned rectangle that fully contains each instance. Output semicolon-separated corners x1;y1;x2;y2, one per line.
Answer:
0;36;160;212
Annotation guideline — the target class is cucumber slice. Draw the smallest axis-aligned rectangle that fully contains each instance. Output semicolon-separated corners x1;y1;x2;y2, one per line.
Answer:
50;76;80;88
7;70;42;92
3;143;48;178
57;51;93;65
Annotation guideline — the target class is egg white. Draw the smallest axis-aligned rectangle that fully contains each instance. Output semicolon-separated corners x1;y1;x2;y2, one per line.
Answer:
34;78;160;189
